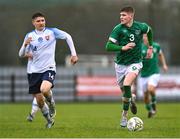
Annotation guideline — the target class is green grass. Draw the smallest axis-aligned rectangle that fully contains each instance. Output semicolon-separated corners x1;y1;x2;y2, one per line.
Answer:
0;102;180;138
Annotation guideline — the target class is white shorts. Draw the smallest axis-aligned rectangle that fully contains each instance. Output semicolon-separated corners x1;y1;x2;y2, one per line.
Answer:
140;74;160;92
115;62;143;87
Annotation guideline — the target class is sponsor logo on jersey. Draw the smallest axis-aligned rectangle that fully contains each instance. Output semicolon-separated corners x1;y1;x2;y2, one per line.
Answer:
38;37;43;43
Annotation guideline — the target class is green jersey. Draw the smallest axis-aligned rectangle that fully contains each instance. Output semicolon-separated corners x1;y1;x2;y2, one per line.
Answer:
141;42;161;77
109;21;149;65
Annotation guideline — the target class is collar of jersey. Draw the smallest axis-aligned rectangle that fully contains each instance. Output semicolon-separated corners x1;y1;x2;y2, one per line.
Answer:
35;28;46;34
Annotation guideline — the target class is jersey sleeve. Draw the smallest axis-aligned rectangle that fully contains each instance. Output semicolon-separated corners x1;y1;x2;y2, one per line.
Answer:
51;28;70;39
141;23;149;34
19;34;30;57
51;28;77;56
109;24;121;43
141;23;153;46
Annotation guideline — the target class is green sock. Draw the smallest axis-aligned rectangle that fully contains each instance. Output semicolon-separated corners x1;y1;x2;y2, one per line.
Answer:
123;101;130;111
122;86;131;111
123;86;131;98
151;95;156;104
145;103;152;111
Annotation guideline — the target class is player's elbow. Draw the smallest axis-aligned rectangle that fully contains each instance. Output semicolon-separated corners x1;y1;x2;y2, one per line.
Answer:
66;33;72;41
105;42;111;51
18;51;24;58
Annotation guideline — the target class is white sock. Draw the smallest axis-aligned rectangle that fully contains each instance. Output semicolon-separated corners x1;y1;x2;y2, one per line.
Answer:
122;110;128;118
46;90;55;104
41;102;51;122
31;98;39;117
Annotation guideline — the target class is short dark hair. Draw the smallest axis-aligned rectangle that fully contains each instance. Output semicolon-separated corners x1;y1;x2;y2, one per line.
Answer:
32;12;45;20
120;6;135;13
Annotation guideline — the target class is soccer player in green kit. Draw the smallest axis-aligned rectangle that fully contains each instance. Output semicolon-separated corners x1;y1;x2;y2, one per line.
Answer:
105;6;153;127
140;34;168;118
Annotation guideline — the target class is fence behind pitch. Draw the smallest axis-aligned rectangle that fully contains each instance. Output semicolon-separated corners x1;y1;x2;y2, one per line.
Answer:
0;66;180;102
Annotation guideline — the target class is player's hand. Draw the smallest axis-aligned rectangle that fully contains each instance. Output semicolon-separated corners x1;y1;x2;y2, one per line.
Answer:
70;56;78;65
163;64;168;72
146;46;153;59
24;37;32;47
122;42;136;51
24;53;33;60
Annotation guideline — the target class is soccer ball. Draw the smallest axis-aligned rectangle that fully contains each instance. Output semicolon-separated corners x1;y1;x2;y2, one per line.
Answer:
127;117;143;131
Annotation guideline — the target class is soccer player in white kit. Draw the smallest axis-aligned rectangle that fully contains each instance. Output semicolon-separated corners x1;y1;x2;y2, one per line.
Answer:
19;12;78;128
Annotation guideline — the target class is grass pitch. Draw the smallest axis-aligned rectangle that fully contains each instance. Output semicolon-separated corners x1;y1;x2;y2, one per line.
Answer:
0;102;180;138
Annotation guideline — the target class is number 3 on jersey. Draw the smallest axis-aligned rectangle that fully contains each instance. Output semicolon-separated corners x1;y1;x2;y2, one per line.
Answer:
129;34;135;42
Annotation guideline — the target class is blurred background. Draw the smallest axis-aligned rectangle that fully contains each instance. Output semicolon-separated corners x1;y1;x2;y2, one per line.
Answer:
0;0;180;102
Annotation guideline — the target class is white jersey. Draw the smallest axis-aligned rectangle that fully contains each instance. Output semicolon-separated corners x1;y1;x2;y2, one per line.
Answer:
19;27;77;73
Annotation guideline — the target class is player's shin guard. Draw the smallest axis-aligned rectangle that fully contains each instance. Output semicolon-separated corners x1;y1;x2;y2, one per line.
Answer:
151;95;157;111
151;95;156;104
123;85;137;114
41;103;51;122
45;90;56;118
145;103;152;111
45;90;55;104
122;86;131;111
123;86;132;98
122;100;130;111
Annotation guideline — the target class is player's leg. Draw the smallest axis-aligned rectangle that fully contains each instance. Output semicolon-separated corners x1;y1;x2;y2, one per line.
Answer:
120;72;136;127
41;70;56;118
147;84;157;112
115;64;128;127
141;77;153;117
47;90;56;117
28;73;54;128
123;72;137;115
141;76;155;118
144;90;155;118
27;97;39;122
147;74;160;113
34;93;54;128
126;63;142;115
130;83;137;115
41;81;56;118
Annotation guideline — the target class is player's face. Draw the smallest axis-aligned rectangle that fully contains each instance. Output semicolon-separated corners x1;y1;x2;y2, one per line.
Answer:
32;17;46;31
120;12;133;25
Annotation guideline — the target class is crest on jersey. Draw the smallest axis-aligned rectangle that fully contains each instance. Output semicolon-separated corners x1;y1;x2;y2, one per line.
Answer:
153;48;157;53
38;37;43;43
45;35;50;41
135;30;141;35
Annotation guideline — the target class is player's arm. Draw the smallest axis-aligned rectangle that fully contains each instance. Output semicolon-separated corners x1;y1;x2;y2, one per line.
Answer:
52;28;78;65
105;40;122;51
146;26;153;47
106;24;135;52
106;38;135;51
19;37;32;57
145;26;153;58
159;51;168;72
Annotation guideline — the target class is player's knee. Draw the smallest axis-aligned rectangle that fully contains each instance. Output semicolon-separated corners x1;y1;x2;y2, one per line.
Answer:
144;93;150;103
122;97;131;102
147;85;155;92
40;87;50;94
